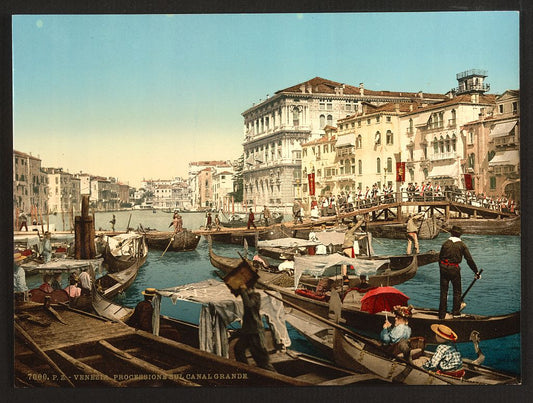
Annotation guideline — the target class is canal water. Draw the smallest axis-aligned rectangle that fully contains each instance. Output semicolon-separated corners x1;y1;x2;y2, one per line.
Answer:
27;210;521;376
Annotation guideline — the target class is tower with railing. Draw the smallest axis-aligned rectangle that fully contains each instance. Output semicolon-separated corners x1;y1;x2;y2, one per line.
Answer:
454;69;490;95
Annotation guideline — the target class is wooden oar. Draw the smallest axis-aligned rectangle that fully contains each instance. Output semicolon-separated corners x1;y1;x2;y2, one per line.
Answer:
14;321;75;387
460;269;483;311
160;227;179;258
125;213;132;232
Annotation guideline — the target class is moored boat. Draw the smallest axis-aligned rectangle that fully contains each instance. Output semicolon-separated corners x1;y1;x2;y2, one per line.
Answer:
91;280;387;385
284;293;519;385
15;300;350;387
368;215;442;240
143;229;201;252
445;216;520;236
103;232;148;273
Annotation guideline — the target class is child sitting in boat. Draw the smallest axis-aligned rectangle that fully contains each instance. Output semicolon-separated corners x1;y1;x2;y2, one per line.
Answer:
380;305;413;356
420;324;464;378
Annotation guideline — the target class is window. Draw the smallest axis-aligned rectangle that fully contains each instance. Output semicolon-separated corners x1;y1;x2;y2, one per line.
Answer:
356;135;362;149
376;158;381;173
351;158;356;173
387;157;393;172
358;120;361;127
345;103;352;111
293;108;300;126
375;131;381;145
468;153;475;168
367;118;371;125
327;115;333;126
409;119;414;134
320;115;325;128
499;105;504;114
386;130;393;145
512;102;518;114
326;101;333;110
468;131;474;145
358;160;363;175
490;177;496;189
323;145;328;153
386;116;391;123
376;116;381;123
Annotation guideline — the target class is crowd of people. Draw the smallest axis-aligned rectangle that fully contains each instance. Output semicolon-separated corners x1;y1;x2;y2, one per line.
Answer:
306;183;518;219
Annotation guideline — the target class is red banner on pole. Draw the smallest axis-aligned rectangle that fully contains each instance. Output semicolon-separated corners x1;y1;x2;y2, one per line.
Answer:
396;162;406;182
464;174;473;190
308;173;315;196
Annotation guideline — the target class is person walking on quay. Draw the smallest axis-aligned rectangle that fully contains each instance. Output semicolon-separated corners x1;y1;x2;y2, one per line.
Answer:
293;200;303;224
214;214;221;231
438;225;481;319
247;208;256;230
109;214;116;232
262;206;271;226
42;231;52;263
18;211;28;231
234;284;276;371
206;212;213;230
406;213;424;254
127;288;156;333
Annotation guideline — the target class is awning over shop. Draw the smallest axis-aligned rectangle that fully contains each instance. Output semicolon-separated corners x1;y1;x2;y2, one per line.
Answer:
488;150;520;166
335;134;355;147
428;161;460;179
489;121;517;138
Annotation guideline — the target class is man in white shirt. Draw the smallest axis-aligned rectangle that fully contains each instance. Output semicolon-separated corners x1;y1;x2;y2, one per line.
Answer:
78;268;92;295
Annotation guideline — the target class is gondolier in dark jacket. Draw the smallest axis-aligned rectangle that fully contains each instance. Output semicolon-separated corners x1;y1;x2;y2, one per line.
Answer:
438;226;481;319
128;288;156;333
234;284;276;371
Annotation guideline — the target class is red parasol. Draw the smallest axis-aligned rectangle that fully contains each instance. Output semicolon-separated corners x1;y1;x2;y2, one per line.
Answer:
360;286;409;314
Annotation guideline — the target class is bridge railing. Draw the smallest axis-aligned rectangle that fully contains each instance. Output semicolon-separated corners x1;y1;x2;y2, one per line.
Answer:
329;188;517;216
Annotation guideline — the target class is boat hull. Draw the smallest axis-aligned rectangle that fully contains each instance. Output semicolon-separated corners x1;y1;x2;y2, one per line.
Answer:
446;216;520;236
145;230;201;251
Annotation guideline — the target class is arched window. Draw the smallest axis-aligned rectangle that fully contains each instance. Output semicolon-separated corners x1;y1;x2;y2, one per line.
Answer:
351;158;356;174
375;131;381;145
452;134;457;151
445;135;451;152
387;157;393;172
439;136;444;153
450;109;456;126
469;153;475;168
358;160;363;175
327;115;333;126
433;138;439;153
319;115;326;128
376;157;381;173
386;130;393;145
356;135;362;149
409;118;414;134
344;159;350;174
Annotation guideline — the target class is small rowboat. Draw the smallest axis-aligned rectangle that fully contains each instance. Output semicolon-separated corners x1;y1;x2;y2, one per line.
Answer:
143;229;201;252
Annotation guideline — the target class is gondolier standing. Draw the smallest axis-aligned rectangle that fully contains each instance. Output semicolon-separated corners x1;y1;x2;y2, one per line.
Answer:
438;225;481;319
406;212;424;254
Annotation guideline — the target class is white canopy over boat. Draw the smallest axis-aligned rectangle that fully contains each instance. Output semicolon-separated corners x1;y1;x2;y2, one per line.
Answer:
257;238;320;249
293;254;388;288
156;279;290;358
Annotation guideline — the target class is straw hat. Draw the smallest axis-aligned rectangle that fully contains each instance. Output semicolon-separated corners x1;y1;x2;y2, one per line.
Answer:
142;287;157;297
14;253;26;263
431;324;458;342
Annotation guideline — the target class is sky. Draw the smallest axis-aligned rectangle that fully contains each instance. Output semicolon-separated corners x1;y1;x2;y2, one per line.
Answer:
12;12;519;188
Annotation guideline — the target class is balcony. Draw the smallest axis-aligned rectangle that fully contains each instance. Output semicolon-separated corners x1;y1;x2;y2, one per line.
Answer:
431;152;457;161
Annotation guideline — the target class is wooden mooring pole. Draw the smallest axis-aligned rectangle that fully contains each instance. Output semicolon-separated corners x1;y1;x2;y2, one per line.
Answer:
74;195;96;259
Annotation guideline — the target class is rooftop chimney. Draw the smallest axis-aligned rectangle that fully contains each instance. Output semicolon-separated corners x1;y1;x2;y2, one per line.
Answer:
359;83;364;96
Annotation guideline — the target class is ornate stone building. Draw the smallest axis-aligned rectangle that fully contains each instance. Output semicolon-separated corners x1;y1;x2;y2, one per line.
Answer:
13;150;48;219
241;77;446;208
400;70;496;189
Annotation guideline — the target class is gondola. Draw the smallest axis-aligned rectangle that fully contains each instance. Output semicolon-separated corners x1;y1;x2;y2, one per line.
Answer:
143;229;201;252
16;300;363;387
103;232;148;273
95;239;147;299
445;216;520;236
91;281;388;386
283;300;518;385
368;215;442;240
209;238;419;289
